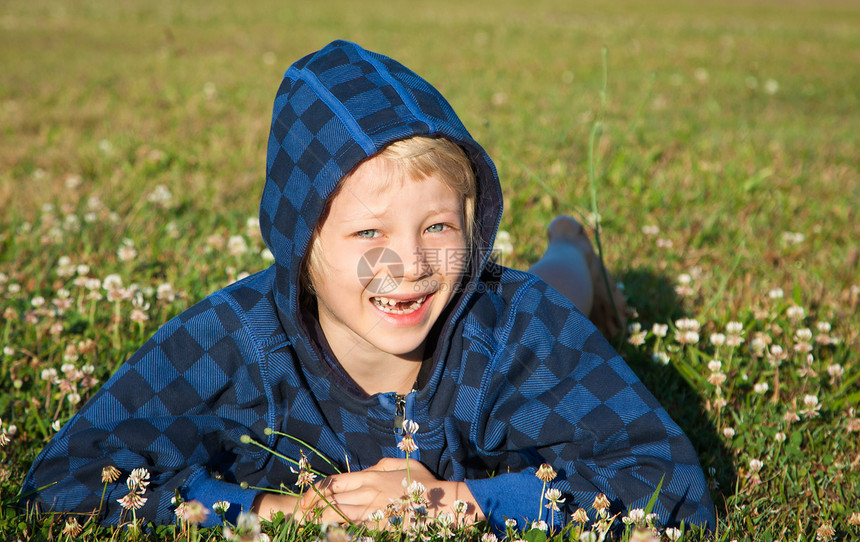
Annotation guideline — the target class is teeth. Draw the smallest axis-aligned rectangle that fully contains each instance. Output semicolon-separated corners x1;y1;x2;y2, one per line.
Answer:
371;295;428;315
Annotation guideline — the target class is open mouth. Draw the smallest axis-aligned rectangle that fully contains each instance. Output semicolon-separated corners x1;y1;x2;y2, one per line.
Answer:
370;294;429;315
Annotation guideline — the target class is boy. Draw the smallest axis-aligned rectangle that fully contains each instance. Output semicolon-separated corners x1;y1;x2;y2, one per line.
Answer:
23;40;715;533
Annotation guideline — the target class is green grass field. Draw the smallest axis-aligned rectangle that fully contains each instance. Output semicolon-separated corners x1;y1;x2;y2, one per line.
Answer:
1;0;858;540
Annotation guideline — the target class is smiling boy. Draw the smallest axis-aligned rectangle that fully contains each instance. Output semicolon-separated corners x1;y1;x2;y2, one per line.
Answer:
304;140;472;396
23;40;715;533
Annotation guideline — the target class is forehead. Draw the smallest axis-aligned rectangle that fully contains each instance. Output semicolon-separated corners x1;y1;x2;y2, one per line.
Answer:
327;156;460;216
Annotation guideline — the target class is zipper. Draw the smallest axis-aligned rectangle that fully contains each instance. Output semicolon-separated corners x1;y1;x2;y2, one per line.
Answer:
394;393;406;434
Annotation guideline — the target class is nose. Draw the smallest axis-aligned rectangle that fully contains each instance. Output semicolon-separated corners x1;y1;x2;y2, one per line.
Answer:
393;235;434;281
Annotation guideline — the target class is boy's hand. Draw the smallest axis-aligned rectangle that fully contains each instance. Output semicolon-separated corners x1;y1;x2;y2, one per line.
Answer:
256;458;484;525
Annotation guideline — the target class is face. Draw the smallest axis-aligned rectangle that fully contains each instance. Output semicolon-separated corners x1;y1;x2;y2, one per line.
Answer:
310;155;468;369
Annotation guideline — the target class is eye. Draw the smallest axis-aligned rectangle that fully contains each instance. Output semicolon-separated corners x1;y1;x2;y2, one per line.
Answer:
355;229;379;239
425;223;445;233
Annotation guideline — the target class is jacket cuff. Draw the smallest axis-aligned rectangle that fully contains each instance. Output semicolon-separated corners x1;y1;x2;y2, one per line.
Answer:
185;471;257;527
465;472;550;533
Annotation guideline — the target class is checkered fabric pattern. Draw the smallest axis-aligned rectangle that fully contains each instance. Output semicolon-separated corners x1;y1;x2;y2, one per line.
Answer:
22;40;715;532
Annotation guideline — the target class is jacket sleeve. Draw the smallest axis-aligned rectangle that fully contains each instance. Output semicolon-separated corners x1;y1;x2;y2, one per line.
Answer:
465;282;716;533
21;293;266;527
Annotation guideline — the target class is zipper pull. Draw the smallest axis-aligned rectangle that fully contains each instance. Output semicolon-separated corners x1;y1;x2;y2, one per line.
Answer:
394;393;406;434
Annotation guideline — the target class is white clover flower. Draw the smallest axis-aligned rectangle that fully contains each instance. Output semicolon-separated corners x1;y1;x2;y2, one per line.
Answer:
675;318;701;331
572;508;589;523
118;492;147;510
651;323;668;338
627;508;645;524
530;520;548;532
213;500;230;515
710;333;726;346
157;283;176;301
148;184;173;205
642;225;660;236
676;330;699;344
800;394;822;418
627;326;647;346
786;305;805;322
579;531;597;542
665;527;682;541
402;419;420;435
708;372;727;387
750;336;768;357
827;364;844;379
768;288;784;299
748;459;763;473
128;468;151;492
708;360;722;373
57;256;75;277
795;328;813;342
368;509;385;522
177;499;209;524
63;214;80;232
652;352;670;365
774;432;786;443
536;463;557;482
481;533;498;542
754;382;769;394
227;235;248;256
781;231;804;244
505;518;518;529
544;488;565;511
102;274;123;292
723;427;735;439
492;231;513;258
764;78;779;95
223;512;262;542
406;480;426;503
65;175;83;189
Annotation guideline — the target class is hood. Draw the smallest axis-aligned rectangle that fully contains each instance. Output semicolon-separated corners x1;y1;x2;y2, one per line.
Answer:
259;39;503;365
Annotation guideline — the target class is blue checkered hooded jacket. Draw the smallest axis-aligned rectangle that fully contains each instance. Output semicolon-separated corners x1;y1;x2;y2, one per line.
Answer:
23;40;715;532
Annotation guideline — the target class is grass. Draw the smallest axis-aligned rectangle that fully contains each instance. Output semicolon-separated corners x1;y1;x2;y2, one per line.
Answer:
1;0;859;539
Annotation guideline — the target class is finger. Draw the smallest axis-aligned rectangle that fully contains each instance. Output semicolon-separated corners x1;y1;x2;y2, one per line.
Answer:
367;457;409;471
323;471;376;493
315;501;375;524
309;490;387;524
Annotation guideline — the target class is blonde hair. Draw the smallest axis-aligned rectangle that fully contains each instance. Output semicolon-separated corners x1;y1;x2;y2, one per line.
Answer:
303;137;477;295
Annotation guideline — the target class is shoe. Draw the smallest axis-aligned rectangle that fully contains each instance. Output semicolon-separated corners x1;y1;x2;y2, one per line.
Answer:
529;216;628;339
